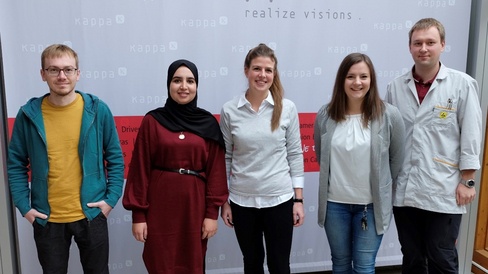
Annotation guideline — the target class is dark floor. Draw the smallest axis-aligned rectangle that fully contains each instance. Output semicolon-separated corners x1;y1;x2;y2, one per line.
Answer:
301;265;402;273
373;266;402;274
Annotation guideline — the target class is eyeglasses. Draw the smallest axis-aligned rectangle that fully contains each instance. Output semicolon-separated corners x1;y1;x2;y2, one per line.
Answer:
44;67;78;76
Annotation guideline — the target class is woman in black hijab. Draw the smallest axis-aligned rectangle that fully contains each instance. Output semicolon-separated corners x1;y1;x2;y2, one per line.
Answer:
123;59;228;274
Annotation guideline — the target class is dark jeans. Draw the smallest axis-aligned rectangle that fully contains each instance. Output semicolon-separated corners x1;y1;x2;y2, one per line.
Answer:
33;213;109;274
393;206;461;274
230;199;294;274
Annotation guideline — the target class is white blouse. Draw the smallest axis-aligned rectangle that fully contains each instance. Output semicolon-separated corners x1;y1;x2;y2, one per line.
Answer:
328;114;373;204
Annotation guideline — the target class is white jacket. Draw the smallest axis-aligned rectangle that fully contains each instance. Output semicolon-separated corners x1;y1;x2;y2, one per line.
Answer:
385;63;482;214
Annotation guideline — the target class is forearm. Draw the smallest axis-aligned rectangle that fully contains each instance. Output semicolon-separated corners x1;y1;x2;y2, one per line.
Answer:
294;187;303;199
461;169;476;180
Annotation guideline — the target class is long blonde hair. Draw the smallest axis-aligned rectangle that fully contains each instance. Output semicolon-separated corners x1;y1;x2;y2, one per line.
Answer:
244;43;284;131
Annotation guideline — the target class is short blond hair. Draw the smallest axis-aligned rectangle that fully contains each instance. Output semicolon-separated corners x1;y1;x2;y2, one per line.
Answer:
41;44;79;69
409;18;446;45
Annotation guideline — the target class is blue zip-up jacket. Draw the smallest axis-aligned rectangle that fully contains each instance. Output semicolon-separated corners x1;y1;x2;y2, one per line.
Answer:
8;91;124;226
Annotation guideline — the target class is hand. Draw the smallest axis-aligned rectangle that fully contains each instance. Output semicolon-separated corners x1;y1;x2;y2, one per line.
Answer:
220;201;234;228
24;209;48;224
293;202;305;227
132;222;148;242
456;183;476;205
87;200;112;217
202;218;218;239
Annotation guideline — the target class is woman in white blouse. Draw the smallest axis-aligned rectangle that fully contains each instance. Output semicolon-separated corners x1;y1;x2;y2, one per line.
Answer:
314;53;405;274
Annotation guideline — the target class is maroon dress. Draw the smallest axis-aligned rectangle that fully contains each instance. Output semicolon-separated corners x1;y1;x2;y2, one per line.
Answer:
123;115;228;274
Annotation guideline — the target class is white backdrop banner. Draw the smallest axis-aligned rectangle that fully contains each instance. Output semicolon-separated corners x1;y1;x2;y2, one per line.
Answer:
0;0;472;273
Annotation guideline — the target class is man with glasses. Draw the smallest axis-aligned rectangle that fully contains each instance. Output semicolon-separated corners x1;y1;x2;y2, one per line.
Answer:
7;44;124;273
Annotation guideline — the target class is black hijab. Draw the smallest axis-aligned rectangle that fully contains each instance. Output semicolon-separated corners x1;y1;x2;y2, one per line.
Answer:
148;59;225;147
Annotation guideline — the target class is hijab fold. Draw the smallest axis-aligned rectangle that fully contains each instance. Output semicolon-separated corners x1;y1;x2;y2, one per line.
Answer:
148;59;225;147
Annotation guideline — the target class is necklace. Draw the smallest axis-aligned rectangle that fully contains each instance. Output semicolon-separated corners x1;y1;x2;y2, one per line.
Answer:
179;132;185;140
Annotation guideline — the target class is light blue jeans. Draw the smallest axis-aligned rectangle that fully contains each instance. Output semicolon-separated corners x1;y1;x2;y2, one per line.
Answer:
324;201;383;274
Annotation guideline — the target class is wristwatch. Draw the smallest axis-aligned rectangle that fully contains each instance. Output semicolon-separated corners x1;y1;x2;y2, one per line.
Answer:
462;179;475;188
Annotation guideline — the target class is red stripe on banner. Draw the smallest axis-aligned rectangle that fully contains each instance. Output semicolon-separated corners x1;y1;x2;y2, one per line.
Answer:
7;113;319;179
115;116;144;178
298;113;319;172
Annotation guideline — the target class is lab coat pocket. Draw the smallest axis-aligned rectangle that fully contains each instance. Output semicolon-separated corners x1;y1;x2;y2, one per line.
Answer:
431;103;457;129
